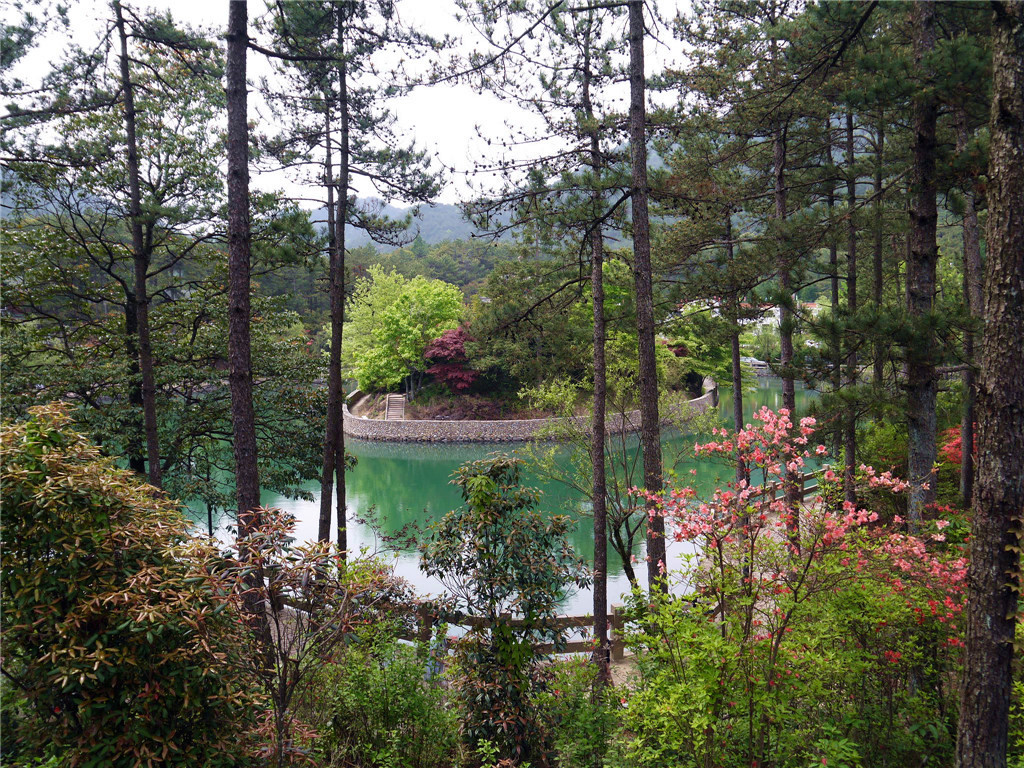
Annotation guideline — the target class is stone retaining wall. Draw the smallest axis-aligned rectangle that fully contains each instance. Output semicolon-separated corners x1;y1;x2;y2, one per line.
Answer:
344;378;719;443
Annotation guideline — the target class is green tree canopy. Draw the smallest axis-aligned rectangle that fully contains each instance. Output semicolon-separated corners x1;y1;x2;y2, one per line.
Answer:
343;265;463;394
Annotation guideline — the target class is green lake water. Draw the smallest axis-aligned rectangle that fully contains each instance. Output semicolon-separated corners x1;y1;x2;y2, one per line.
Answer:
199;378;817;614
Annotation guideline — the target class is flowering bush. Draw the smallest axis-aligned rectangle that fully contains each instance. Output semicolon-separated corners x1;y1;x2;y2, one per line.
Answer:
619;408;968;768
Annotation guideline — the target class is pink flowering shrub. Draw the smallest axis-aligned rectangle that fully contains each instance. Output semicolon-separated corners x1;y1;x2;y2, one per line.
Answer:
619;408;969;768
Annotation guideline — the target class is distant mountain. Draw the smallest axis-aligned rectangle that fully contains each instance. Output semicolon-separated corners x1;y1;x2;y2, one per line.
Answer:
311;199;510;248
310;145;669;248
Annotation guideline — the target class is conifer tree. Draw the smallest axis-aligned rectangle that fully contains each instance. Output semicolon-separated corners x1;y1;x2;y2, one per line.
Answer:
259;0;443;549
2;2;225;483
458;0;629;666
906;0;939;523
225;0;260;537
956;3;1024;763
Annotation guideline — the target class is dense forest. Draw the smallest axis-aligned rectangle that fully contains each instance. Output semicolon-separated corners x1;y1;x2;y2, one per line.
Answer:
1;1;1022;767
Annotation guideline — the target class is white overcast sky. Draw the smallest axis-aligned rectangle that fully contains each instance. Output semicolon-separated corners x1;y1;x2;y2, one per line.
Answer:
12;0;687;207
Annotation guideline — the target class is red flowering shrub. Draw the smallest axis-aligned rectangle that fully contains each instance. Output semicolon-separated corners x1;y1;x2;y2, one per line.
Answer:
939;424;977;466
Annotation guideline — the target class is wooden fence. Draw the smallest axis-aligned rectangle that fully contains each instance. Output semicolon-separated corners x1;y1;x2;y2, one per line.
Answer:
400;471;826;660
767;470;821;503
408;604;629;661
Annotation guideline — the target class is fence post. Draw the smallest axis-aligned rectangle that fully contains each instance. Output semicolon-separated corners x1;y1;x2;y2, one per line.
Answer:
417;603;432;647
611;604;624;662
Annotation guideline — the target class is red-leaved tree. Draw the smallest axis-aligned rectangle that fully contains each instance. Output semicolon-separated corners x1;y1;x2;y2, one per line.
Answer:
425;326;479;393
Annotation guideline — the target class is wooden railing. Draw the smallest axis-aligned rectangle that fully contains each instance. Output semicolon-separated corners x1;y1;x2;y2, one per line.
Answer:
286;472;825;662
407;604;629;660
766;470;821;503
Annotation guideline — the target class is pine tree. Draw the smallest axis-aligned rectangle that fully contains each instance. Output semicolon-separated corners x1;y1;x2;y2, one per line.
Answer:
259;0;443;549
225;0;260;538
457;0;629;667
2;2;226;482
956;3;1024;763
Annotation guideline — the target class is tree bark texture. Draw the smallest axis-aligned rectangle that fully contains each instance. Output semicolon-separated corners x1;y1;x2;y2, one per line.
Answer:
906;0;939;524
226;0;261;530
334;9;350;554
115;0;162;489
956;109;984;508
774;120;799;530
628;0;665;593
844;111;857;504
319;105;338;543
320;6;349;555
727;218;747;486
955;3;1024;765
826;122;842;454
122;297;146;475
582;28;610;681
873;117;886;388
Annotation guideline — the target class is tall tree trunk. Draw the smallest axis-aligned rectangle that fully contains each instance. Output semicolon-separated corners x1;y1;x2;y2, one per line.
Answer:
627;0;665;593
122;297;146;475
333;6;349;554
774;119;799;532
115;0;161;489
955;4;1024;765
590;192;610;680
872;116;886;388
955;108;983;508
844;111;857;504
906;0;939;524
826;120;842;454
320;6;349;555
582;24;609;681
726;216;747;485
318;105;338;543
225;0;261;533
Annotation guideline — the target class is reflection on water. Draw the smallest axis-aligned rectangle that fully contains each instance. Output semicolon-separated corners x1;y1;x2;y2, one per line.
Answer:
192;378;816;614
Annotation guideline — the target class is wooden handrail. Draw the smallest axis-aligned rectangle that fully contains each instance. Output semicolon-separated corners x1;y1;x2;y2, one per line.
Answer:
406;603;628;660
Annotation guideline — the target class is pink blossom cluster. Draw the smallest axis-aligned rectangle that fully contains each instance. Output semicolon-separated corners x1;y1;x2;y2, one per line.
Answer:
859;464;910;492
645;407;969;649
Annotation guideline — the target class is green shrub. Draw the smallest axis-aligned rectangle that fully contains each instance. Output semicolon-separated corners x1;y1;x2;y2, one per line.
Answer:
532;658;620;768
420;455;591;765
0;404;257;766
304;627;460;768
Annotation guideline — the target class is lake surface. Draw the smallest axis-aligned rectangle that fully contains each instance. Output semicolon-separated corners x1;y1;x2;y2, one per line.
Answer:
195;378;816;614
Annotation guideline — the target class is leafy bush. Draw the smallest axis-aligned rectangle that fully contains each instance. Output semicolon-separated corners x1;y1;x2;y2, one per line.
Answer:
343;265;463;394
532;658;620;768
420;455;591;765
0;404;257;766
208;507;417;768
303;627;461;768
617;408;968;768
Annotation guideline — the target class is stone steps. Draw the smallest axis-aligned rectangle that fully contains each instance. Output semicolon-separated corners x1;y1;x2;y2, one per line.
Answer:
384;394;405;421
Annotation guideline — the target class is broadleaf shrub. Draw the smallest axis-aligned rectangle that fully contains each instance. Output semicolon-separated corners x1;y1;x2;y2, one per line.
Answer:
420;455;591;765
0;404;258;766
531;658;619;768
618;408;971;768
302;625;461;768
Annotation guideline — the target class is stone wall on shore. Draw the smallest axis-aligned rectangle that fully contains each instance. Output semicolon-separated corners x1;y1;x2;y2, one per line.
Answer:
344;378;719;443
